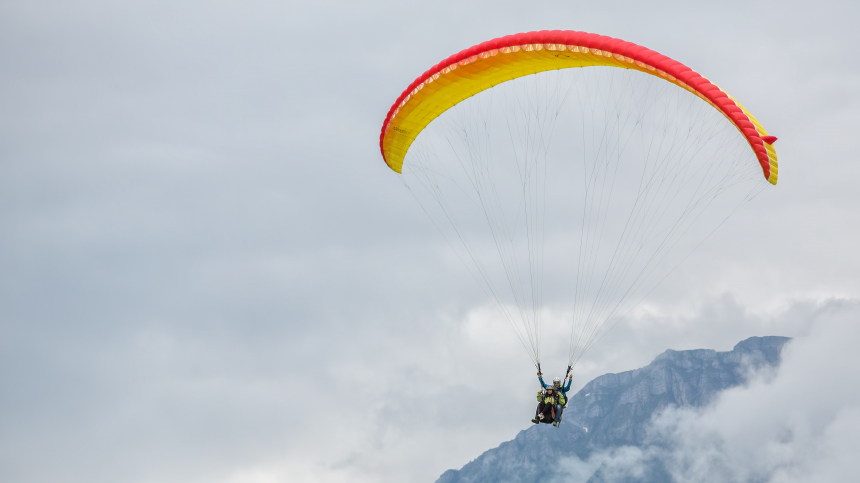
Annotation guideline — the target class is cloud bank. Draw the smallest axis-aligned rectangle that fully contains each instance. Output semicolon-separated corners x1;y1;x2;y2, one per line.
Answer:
561;300;860;483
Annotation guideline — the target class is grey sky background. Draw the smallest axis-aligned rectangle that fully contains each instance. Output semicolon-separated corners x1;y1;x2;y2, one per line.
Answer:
1;1;859;482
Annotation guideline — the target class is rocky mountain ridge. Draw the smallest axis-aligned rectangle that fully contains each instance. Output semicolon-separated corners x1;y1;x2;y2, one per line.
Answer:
437;336;791;483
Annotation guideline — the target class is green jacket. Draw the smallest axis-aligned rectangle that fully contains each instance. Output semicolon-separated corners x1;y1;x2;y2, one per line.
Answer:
537;389;566;405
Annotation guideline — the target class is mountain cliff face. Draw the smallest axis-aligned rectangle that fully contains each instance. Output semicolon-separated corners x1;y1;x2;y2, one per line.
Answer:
437;336;790;483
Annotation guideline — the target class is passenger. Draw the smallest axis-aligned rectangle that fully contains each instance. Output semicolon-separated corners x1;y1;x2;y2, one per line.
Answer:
532;385;557;423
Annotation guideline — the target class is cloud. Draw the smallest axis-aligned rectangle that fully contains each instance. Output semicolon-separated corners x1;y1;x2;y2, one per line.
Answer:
552;300;860;482
560;446;653;482
644;300;860;483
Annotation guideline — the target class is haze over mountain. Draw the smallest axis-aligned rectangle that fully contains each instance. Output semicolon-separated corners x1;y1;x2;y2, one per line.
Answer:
438;336;790;483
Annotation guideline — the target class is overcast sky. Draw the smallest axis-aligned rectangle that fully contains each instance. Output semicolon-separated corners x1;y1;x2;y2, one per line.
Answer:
2;1;859;482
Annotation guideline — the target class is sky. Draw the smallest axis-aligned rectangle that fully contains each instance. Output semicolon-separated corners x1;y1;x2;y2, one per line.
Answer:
1;1;859;482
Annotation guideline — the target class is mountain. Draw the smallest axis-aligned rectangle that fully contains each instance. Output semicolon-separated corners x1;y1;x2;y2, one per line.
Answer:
437;336;791;483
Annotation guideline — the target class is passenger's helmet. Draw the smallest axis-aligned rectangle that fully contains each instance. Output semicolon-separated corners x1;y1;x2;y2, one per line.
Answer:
553;377;561;386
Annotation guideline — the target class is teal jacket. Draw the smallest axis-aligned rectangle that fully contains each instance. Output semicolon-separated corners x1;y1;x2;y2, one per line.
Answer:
538;375;572;394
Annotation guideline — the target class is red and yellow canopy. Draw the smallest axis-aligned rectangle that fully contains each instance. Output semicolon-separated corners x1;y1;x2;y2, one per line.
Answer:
379;30;777;184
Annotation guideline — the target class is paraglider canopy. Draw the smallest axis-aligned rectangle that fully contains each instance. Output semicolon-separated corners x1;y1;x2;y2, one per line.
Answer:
380;30;777;183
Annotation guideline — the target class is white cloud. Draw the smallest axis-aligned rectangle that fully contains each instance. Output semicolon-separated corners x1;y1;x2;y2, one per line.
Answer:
647;300;860;483
560;446;653;482
553;300;860;483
